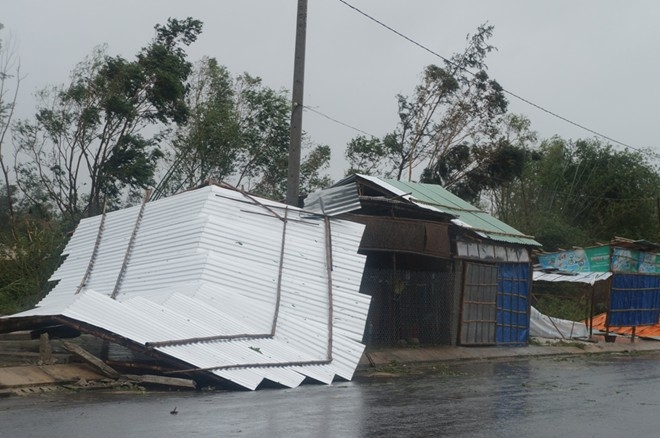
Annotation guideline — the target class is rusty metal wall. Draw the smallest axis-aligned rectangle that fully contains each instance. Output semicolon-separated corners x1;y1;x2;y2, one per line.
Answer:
353;215;451;259
359;266;455;347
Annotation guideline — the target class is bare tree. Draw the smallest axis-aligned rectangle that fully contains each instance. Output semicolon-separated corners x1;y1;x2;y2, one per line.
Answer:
346;24;508;183
0;23;21;233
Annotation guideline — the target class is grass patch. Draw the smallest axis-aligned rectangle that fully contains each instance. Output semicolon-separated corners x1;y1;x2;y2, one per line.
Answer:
553;340;588;350
530;337;588;349
369;360;466;377
533;294;587;321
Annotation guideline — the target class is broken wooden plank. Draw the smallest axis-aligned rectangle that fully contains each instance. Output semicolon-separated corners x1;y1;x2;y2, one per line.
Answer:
61;341;121;379
123;374;196;389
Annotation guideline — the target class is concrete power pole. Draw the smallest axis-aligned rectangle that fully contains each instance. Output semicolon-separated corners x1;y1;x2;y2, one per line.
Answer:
286;0;307;206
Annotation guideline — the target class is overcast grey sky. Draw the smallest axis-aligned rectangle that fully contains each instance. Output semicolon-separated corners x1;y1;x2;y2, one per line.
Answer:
3;1;660;180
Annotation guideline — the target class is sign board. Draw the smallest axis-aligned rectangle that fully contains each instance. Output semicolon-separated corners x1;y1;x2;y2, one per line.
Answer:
538;246;610;272
611;247;660;274
539;245;660;274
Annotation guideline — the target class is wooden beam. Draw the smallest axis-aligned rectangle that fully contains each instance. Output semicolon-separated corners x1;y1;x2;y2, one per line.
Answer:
123;374;196;389
61;341;121;379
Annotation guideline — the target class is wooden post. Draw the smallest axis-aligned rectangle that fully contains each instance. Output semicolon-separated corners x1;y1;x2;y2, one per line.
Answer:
39;333;53;364
589;285;595;339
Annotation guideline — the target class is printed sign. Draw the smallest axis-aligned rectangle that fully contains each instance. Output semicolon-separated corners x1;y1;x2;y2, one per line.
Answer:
538;246;610;272
611;247;660;273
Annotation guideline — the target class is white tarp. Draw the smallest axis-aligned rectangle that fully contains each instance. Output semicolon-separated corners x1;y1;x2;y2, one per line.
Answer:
530;306;588;339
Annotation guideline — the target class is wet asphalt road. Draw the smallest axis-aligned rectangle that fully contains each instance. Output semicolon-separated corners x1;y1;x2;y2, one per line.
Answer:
2;352;660;437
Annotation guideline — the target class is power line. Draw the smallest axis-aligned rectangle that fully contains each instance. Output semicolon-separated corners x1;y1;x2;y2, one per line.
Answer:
337;0;660;160
303;105;378;138
338;0;454;65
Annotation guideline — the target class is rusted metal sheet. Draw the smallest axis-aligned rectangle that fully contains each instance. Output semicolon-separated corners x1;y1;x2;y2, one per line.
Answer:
351;215;450;258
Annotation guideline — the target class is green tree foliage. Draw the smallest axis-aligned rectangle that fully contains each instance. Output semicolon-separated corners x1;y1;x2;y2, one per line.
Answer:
346;24;508;183
420;113;537;204
1;18;202;313
498;137;660;250
157;60;331;201
420;137;529;204
345;135;393;177
232;73;293;198
13;18;202;222
158;57;240;194
299;144;332;195
0;216;65;314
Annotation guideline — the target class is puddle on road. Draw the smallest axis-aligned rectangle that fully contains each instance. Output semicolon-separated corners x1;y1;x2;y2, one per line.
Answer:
3;354;660;437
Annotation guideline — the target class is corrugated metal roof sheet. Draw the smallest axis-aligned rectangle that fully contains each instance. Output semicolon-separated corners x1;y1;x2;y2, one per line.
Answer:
2;185;370;390
366;176;541;247
305;183;361;216
533;271;612;285
306;174;540;247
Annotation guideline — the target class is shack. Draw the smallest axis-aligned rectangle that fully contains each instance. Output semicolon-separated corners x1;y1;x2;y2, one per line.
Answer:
0;183;371;390
305;174;541;347
535;238;660;339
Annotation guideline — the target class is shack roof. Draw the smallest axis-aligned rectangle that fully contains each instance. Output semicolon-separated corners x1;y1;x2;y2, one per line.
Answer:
0;185;370;390
306;174;540;247
533;270;612;285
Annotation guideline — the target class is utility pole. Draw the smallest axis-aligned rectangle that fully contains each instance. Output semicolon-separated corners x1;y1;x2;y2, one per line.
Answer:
286;0;307;206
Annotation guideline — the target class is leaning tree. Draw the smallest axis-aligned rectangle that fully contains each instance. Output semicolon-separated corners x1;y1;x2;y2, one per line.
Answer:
13;18;203;222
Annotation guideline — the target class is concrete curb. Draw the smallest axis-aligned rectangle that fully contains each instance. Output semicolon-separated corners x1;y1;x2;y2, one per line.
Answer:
357;337;660;371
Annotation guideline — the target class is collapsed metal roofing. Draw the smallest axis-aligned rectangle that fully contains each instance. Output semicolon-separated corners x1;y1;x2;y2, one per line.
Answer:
305;174;541;247
0;185;371;390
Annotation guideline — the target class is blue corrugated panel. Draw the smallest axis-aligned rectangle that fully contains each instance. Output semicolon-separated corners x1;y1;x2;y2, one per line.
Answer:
609;274;660;326
496;263;530;344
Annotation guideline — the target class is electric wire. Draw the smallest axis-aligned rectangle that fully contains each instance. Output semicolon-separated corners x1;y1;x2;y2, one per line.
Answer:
303;105;377;138
303;102;658;203
336;0;660;160
300;1;660;239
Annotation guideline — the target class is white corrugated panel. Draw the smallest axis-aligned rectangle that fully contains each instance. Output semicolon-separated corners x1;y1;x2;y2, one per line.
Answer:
533;271;612;285
304;183;362;216
2;185;370;390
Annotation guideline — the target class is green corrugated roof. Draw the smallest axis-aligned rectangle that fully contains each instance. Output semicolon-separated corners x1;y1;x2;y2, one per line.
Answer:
379;178;541;247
